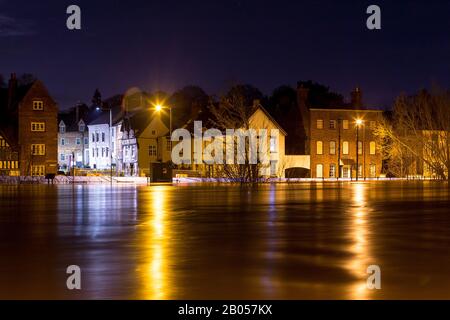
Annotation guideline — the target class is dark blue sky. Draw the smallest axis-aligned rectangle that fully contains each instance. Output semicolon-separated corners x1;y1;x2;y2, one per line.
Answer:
1;0;450;109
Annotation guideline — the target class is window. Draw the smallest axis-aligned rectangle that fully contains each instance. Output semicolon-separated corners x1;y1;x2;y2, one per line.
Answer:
0;136;9;147
316;141;323;155
32;100;44;111
31;144;45;155
330;120;336;129
31;122;45;132
101;148;104;157
31;165;45;176
343;120;349;130
370;121;376;129
96;148;99;157
92;149;95;157
343;141;349;155
151;130;156;135
96;133;99;142
79;125;85;132
60;154;65;161
101;132;105;142
92;134;95;142
370;141;376;155
106;148;109;157
166;140;172;151
316;119;324;129
358;164;363;178
270;160;277;176
358;141;363;155
370;164;376;177
316;164;324;178
61;138;65;146
270;136;277;153
59;125;66;133
329;164;336;178
148;145;157;156
329;141;336;155
84;137;89;145
76;138;81;145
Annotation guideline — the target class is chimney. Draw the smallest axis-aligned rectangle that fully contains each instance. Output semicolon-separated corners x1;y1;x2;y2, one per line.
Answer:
296;83;310;154
351;87;363;109
252;99;261;108
75;103;80;123
297;83;310;127
7;73;17;111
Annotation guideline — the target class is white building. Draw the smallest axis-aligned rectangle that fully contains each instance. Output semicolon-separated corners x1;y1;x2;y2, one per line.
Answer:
87;107;121;170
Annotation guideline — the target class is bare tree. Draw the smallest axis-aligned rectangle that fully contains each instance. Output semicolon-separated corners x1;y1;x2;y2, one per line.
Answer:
375;88;450;180
209;91;270;183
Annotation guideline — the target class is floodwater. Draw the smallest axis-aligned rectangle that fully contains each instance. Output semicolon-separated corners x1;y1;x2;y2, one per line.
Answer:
0;181;449;299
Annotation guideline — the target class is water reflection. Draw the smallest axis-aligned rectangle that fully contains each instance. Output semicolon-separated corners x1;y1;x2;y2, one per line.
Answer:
1;182;450;299
139;186;169;299
347;183;372;299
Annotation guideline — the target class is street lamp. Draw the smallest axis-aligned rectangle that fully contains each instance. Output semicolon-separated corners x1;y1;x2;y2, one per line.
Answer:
153;103;172;144
355;119;363;181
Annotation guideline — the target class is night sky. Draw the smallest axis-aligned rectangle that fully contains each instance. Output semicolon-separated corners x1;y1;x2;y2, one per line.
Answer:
1;0;450;110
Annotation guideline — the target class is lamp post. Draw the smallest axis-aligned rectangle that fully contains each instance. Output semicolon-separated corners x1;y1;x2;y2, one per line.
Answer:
337;118;342;179
155;104;172;137
356;119;363;181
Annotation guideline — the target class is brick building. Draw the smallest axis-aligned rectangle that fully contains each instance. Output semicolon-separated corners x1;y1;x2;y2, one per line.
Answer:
299;86;383;179
0;74;58;176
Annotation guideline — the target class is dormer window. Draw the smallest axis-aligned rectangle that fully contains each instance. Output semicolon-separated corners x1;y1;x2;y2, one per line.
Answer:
33;100;44;111
78;120;86;132
59;123;66;134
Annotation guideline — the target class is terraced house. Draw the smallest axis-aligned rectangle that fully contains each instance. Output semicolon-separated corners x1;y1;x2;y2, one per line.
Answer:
301;87;383;179
0;74;58;176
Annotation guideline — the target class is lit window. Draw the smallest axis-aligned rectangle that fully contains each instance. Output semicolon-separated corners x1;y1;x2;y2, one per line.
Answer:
342;120;349;130
316;119;324;129
370;141;376;155
316;141;323;155
32;101;44;111
370;121;376;129
166;139;172;151
31;122;45;132
31;144;45;155
31;165;45;176
0;136;9;147
270;136;277;153
370;164;376;177
329;141;336;155
316;164;323;178
343;141;349;155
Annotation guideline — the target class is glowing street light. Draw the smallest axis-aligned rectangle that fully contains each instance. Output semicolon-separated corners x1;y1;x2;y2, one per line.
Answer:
152;103;173;162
